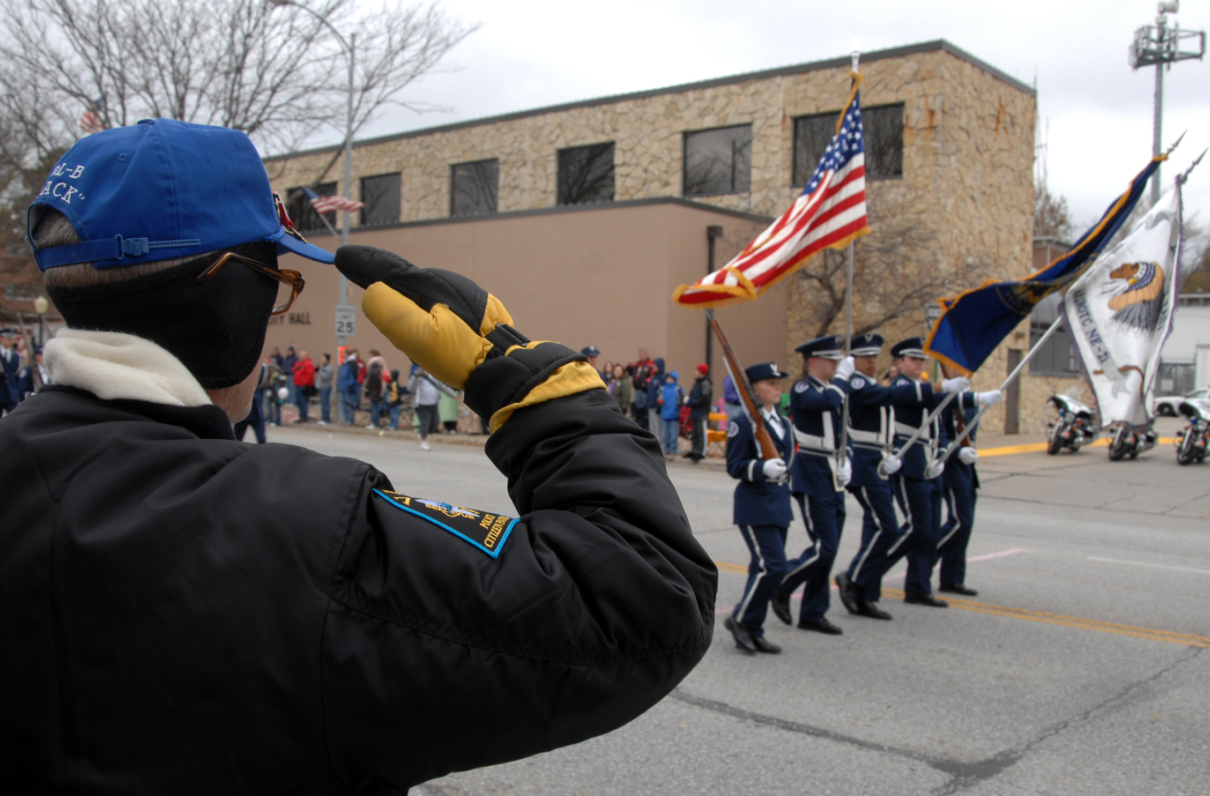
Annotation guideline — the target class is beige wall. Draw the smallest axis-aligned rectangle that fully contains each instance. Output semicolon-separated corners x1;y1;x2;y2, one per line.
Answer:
264;41;1046;430
267;201;779;383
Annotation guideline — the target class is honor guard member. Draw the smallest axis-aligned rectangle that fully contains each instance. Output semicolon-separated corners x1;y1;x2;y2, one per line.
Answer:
935;401;990;595
882;338;999;606
724;362;794;655
832;333;906;621
1;120;717;792
770;335;852;636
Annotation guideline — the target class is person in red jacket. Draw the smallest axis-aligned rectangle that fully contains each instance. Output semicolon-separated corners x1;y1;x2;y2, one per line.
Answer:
292;350;316;423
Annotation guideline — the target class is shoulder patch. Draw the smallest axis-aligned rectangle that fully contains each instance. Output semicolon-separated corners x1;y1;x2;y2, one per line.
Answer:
728;421;740;438
794;381;809;393
373;489;517;558
851;376;866;390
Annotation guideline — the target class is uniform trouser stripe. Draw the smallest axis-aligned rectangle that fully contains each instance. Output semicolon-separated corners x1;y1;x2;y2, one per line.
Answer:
783;496;819;581
938;488;961;548
733;524;767;623
849;487;883;582
886;476;916;556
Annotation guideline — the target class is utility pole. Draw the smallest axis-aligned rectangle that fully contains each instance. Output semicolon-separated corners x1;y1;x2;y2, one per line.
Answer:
705;225;724;379
1129;1;1205;204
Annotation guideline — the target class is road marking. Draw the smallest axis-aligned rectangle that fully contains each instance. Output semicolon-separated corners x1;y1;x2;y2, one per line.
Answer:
879;588;1210;648
967;548;1028;562
1088;556;1210;576
979;438;1175;457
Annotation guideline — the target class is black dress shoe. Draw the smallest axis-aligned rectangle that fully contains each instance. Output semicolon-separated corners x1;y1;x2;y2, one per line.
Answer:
770;590;793;625
752;636;782;654
798;616;843;635
903;590;949;608
939;583;978;596
856;601;893;620
835;572;860;615
723;616;757;654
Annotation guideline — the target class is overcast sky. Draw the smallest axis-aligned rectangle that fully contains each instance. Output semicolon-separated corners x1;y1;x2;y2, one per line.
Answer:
344;0;1210;231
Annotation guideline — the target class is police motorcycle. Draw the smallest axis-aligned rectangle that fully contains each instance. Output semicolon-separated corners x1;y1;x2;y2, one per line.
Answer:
1045;392;1098;455
1174;399;1210;466
1107;421;1158;461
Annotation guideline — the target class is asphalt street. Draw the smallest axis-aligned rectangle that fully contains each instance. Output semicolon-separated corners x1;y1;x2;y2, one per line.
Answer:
269;422;1210;796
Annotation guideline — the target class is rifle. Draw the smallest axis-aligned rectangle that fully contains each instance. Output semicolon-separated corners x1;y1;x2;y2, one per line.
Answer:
707;309;780;462
939;362;973;451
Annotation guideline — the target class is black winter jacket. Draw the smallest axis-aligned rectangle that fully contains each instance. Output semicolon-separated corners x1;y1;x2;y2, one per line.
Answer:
0;385;716;794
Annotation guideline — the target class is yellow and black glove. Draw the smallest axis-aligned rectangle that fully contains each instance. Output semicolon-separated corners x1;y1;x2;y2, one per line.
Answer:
335;245;604;431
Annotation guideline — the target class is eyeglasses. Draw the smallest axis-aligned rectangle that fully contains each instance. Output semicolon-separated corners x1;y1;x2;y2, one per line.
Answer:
196;251;305;316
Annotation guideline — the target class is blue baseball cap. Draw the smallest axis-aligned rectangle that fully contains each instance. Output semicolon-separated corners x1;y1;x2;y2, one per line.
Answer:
27;119;335;271
745;362;789;383
795;334;844;359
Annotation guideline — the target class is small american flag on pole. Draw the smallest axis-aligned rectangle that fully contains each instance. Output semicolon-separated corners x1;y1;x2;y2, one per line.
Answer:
303;185;365;213
673;79;870;308
80;98;107;135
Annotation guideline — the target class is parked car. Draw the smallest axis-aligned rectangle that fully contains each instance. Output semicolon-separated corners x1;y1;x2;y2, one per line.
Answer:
1154;388;1209;416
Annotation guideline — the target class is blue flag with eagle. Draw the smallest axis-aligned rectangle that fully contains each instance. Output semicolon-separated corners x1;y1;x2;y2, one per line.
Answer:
924;155;1165;373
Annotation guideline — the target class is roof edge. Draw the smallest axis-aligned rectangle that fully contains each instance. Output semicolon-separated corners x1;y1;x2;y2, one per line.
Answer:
292;196;774;237
265;39;1035;163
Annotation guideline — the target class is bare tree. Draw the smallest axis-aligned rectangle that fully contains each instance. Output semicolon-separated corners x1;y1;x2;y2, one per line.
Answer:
0;0;478;156
784;205;952;339
1034;183;1074;242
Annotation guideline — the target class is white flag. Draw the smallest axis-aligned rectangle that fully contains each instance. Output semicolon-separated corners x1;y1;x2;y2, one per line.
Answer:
1061;182;1182;428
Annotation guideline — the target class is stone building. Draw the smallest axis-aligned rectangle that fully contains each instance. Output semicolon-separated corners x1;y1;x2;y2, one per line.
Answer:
265;39;1049;432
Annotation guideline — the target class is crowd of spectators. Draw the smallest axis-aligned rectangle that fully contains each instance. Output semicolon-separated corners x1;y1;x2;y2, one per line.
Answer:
0;329;52;417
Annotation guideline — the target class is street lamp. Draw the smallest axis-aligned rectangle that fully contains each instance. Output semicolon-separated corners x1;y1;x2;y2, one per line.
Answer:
269;0;357;347
1129;0;1206;204
33;295;48;347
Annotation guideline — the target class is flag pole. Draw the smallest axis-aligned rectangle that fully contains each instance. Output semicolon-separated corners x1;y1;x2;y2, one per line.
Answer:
835;48;859;490
936;315;1065;463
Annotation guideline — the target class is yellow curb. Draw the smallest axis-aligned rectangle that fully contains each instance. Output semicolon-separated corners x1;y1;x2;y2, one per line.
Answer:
979;437;1177;457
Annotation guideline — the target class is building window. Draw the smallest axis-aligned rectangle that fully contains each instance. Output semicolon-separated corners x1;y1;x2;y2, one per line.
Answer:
360;173;401;227
1157;362;1195;396
1028;293;1079;377
285;181;337;234
450;159;499;217
792;103;904;186
557;142;615;205
683;124;752;197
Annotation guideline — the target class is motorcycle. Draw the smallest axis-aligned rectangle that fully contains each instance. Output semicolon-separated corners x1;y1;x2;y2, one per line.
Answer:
1174;399;1210;466
1107;422;1158;461
1046;393;1099;455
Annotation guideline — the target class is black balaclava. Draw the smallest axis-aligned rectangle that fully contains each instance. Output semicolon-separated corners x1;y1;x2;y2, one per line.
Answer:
47;242;280;390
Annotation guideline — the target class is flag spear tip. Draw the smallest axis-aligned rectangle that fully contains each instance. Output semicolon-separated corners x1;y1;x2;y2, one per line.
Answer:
1165;130;1187;155
1179;148;1207;183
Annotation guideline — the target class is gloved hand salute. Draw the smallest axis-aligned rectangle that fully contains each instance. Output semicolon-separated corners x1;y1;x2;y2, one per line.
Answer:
337;245;604;431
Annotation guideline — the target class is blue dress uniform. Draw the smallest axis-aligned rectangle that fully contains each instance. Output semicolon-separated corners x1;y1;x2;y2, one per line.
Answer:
726;363;794;641
937;405;980;592
841;334;914;608
776;336;850;627
883;338;977;601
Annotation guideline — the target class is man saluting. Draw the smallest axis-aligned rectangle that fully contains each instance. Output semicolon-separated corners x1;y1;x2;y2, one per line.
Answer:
0;119;716;793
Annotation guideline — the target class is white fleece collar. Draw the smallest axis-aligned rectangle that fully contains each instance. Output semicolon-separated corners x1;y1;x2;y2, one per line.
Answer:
44;329;212;408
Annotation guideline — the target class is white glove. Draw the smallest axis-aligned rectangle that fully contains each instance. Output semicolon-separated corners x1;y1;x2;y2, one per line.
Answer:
882;454;903;475
958;447;979;465
977;390;1003;406
940;376;970;394
836;457;852;487
834;356;856;381
762;458;788;482
925;460;945;480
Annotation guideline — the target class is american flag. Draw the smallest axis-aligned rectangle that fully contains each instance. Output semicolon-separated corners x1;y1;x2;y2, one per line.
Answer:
303;185;365;213
673;85;871;308
80;98;107;135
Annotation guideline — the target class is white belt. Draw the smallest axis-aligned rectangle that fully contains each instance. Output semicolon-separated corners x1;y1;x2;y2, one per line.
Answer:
894;421;933;439
848;428;885;444
793;427;834;452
